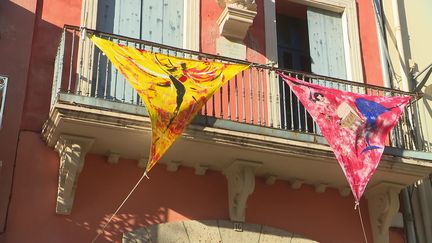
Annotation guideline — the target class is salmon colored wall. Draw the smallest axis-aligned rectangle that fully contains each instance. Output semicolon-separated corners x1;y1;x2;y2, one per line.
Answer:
5;131;375;243
248;179;374;242
389;228;406;243
5;132;229;243
357;0;384;86
0;0;38;231
20;0;82;132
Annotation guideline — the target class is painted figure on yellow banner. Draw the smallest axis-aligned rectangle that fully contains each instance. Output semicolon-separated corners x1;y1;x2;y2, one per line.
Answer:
90;36;249;172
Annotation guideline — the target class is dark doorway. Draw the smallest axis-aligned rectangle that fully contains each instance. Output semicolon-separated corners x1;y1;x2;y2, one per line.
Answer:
276;7;313;132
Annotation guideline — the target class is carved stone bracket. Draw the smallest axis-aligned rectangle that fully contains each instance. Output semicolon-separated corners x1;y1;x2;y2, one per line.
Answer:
107;152;120;164
216;3;257;41
137;157;148;169
55;135;94;214
217;0;257;11
195;164;208;175
366;182;405;243
223;160;261;222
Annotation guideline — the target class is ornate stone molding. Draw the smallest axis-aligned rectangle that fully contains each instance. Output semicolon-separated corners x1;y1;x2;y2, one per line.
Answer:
217;0;257;11
366;182;405;243
265;175;277;185
224;160;261;222
195;164;208;175
216;4;257;41
107;152;120;164
55;135;94;214
166;161;181;172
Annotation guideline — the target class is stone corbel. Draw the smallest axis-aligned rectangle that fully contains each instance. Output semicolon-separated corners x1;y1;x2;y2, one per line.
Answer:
216;0;257;41
217;0;257;10
366;182;405;243
223;159;261;222
55;135;94;214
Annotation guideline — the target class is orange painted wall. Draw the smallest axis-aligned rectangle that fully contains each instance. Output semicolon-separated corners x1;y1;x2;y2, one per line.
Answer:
4;131;377;243
0;0;37;231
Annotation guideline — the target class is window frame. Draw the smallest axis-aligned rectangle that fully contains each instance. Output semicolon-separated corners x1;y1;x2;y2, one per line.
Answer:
264;0;363;82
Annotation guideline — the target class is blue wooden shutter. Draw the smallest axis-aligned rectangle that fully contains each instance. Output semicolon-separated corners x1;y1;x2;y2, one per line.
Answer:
114;0;142;39
141;0;184;47
94;0;184;103
96;0;184;47
307;7;347;80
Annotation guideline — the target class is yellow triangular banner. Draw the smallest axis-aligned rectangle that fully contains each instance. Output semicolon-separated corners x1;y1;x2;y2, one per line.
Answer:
90;36;249;172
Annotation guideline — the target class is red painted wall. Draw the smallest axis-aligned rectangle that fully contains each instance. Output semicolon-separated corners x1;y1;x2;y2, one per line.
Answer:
0;0;37;231
4;131;376;243
357;0;384;86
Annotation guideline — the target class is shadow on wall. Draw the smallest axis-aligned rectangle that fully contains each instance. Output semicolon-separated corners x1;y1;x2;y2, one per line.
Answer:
422;89;432;148
20;0;80;132
90;209;168;242
0;0;67;233
243;0;266;62
381;0;413;86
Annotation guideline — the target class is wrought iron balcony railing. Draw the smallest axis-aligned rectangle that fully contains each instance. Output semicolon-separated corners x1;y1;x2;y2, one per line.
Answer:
50;25;431;153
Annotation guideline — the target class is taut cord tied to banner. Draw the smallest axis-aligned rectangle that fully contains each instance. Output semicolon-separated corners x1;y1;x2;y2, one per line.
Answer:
90;171;149;243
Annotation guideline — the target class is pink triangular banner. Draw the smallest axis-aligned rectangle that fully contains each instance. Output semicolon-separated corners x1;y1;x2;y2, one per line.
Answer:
279;73;411;201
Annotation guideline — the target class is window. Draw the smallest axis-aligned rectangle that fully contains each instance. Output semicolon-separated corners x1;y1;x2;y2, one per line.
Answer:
96;0;185;48
276;9;313;130
78;0;199;104
264;0;363;131
0;76;7;128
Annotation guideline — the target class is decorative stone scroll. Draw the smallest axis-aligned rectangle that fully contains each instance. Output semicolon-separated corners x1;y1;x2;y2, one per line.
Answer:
55;135;94;214
224;159;261;222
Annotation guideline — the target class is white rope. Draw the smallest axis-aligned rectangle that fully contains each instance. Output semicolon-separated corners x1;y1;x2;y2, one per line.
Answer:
91;171;149;243
356;201;369;243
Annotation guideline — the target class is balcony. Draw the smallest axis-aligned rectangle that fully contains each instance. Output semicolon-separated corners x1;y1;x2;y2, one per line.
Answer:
44;25;432;214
